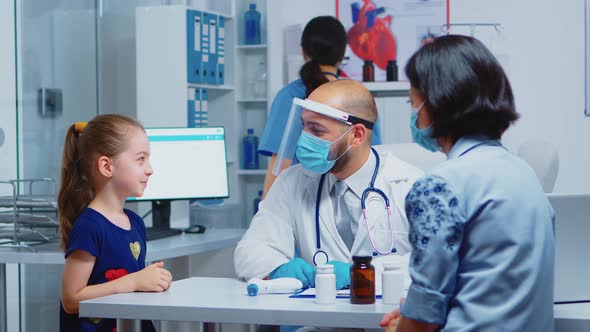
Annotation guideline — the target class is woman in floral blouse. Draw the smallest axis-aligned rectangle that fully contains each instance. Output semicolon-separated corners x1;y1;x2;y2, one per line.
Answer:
380;35;555;332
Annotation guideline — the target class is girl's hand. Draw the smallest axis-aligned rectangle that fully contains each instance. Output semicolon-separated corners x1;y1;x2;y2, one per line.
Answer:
131;261;173;292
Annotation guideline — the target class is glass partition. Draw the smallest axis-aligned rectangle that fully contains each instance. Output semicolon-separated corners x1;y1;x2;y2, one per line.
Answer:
12;1;235;330
16;1;98;331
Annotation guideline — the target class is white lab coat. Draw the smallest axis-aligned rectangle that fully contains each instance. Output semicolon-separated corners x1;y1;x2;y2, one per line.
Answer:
234;148;424;282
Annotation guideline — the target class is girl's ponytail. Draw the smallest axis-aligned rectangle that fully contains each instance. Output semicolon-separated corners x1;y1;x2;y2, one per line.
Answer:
58;124;92;251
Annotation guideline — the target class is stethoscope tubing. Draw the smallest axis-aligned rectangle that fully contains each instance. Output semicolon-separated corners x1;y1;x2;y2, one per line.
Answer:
314;148;396;265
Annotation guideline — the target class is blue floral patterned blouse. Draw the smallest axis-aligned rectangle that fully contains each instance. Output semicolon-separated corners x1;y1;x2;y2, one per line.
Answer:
400;136;555;332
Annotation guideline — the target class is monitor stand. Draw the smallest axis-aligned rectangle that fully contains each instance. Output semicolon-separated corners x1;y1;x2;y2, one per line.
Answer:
145;200;182;241
152;200;171;229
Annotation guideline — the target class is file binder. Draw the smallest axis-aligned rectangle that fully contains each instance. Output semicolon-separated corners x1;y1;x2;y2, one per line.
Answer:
186;9;203;83
207;13;218;85
187;87;208;127
198;88;208;127
217;16;225;85
201;12;211;84
187;87;196;127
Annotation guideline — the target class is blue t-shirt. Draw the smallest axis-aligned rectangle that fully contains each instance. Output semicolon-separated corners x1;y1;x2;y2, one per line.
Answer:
259;79;382;161
60;208;154;332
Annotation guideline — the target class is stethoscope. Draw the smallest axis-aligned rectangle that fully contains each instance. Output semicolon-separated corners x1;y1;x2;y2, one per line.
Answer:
312;147;397;266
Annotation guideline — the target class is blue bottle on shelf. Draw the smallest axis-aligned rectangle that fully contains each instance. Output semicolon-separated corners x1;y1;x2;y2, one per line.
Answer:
242;128;259;169
244;3;261;45
253;190;263;215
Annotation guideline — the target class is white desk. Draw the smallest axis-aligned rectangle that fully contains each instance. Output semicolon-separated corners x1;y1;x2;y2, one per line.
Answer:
554;303;590;331
80;277;397;331
0;228;245;332
0;228;245;264
79;277;590;332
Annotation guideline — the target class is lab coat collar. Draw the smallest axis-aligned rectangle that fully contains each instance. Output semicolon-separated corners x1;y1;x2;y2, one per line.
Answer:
447;135;502;160
339;149;376;199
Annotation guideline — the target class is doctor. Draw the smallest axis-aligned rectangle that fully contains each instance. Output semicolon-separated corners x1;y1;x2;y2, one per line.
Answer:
234;80;423;289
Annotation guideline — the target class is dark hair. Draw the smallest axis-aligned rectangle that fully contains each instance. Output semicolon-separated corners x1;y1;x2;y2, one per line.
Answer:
405;35;519;142
299;16;347;96
58;114;144;251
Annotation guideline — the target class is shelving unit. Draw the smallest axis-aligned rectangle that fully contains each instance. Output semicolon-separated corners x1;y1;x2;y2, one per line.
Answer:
135;1;270;227
187;83;236;90
237;98;267;103
236;44;267;49
233;0;269;224
0;178;59;249
363;81;410;92
236;169;267;176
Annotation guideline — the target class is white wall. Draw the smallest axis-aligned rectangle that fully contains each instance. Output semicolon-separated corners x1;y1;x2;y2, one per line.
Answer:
269;0;589;193
450;0;588;193
267;0;336;101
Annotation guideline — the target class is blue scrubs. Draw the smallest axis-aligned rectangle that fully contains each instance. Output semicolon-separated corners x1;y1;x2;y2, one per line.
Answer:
259;79;382;161
401;136;555;331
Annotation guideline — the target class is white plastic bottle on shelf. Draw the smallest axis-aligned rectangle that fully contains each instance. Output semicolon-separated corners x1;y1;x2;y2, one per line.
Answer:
381;263;404;305
252;60;267;98
315;264;336;304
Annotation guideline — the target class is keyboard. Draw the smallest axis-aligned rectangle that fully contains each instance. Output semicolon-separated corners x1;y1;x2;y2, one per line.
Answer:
145;227;183;241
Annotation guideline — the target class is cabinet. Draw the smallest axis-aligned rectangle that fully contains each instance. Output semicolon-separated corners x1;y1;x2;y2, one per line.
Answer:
234;0;269;223
136;0;269;227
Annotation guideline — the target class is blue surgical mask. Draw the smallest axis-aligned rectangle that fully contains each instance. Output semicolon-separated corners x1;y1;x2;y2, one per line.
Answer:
410;102;442;152
296;128;352;174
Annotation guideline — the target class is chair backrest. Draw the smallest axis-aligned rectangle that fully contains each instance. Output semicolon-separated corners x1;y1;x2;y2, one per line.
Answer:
517;139;559;193
374;143;446;172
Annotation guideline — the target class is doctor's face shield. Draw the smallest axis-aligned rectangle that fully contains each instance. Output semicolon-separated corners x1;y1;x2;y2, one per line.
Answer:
273;97;375;176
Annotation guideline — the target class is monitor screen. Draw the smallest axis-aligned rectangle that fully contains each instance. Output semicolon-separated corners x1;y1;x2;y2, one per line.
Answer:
129;127;229;202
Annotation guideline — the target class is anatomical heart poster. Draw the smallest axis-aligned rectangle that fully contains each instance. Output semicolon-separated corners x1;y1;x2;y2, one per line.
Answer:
337;0;449;81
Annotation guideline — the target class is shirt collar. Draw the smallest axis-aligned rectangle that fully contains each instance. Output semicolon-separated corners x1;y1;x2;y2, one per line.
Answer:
447;135;502;160
332;150;376;199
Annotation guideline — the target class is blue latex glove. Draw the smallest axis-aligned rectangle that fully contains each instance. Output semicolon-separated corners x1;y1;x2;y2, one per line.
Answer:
269;258;316;288
327;260;352;290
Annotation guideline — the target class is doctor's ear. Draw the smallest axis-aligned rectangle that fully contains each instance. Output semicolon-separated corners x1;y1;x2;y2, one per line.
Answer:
351;124;368;147
97;156;113;178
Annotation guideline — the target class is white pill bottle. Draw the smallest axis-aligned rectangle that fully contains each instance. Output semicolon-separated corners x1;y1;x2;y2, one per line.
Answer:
315;264;336;304
381;263;404;305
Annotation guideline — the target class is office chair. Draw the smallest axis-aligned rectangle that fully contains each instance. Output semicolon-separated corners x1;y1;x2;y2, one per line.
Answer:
517;139;560;193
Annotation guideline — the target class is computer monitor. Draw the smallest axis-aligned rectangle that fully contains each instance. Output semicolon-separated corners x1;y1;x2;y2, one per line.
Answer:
128;127;229;231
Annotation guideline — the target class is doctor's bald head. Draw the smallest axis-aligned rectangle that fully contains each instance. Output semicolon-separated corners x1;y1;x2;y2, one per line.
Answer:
308;79;377;144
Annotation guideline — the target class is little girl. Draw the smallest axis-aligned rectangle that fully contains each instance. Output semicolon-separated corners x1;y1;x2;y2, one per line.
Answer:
58;114;172;332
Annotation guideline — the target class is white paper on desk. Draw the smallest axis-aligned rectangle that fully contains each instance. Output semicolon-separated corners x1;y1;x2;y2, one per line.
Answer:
294;286;409;299
296;288;356;297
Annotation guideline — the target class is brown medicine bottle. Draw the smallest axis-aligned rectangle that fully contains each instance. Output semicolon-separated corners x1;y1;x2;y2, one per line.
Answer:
350;256;375;304
362;60;375;82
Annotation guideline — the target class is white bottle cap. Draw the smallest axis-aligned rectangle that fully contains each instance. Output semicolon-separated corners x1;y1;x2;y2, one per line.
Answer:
317;264;334;274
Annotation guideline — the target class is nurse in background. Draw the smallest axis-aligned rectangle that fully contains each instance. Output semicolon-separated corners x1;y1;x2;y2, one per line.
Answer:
380;35;555;332
259;16;382;197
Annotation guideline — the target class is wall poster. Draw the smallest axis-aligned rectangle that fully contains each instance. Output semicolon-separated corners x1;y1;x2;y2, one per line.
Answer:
336;0;449;81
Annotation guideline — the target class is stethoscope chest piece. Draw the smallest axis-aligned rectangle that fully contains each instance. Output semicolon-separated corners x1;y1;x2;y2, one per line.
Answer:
313;250;329;266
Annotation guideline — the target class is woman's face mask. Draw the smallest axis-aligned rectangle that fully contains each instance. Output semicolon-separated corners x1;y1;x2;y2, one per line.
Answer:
295;127;353;174
409;102;442;153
